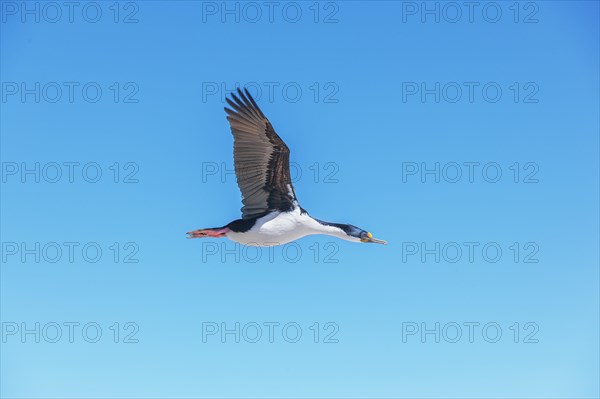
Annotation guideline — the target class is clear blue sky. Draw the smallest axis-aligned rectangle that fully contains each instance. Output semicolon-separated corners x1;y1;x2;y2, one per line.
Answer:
1;1;599;398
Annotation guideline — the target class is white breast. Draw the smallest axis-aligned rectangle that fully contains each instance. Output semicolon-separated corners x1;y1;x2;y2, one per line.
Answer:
226;208;350;247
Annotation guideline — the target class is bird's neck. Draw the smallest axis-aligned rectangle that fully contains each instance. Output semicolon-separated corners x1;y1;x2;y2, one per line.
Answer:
308;217;356;242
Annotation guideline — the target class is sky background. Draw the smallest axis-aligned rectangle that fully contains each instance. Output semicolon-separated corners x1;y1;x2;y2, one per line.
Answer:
1;1;599;398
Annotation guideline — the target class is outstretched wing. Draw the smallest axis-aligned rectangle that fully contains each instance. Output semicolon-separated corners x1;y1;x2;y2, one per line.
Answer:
224;88;298;220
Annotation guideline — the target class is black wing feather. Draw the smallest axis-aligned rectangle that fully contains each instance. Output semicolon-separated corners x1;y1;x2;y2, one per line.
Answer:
224;88;298;219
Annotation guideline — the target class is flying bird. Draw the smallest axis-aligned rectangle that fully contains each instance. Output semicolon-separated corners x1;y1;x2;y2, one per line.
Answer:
187;88;386;247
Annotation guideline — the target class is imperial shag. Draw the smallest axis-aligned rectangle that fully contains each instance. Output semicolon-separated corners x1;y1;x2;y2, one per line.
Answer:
187;88;386;247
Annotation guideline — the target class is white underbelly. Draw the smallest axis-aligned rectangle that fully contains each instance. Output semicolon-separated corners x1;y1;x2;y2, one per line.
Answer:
226;211;318;247
227;229;309;247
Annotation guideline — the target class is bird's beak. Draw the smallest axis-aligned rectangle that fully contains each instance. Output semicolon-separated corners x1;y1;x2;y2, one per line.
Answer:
366;237;387;245
362;233;387;245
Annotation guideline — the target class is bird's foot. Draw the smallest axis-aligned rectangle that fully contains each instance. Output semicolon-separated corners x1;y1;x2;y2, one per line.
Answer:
186;227;229;239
